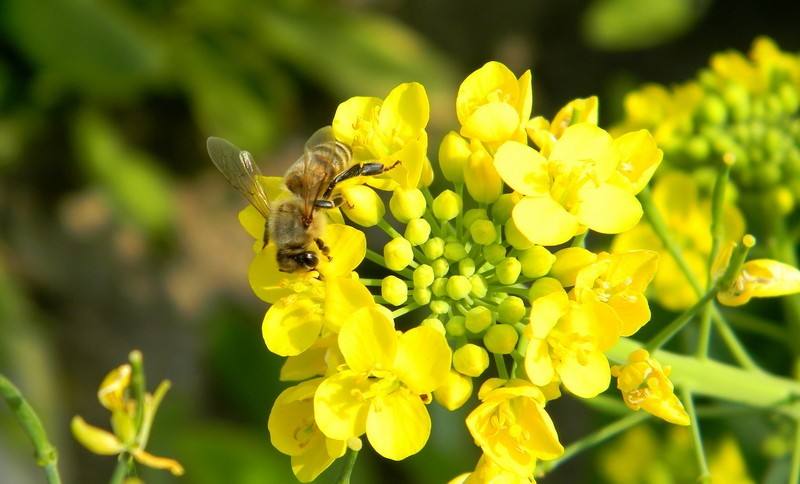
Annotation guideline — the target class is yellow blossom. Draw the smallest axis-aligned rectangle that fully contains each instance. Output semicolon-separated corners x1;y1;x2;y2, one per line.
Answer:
465;379;563;477
526;96;599;156
573;250;659;336
717;258;800;306
457;61;532;144
524;289;619;397
450;453;534;484
611;349;689;426
71;361;183;476
268;378;347;482
313;306;451;460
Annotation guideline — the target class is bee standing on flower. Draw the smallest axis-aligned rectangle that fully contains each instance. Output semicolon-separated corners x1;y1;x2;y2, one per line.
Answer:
207;126;398;272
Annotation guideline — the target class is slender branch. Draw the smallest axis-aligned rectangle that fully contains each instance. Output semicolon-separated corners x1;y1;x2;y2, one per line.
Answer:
109;455;129;484
681;388;710;482
645;287;717;352
709;309;760;371
494;353;509;380
0;373;62;484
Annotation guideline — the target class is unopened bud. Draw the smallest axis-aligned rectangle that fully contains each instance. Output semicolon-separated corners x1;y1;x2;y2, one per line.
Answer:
483;244;507;265
550;247;597;287
497;296;526;323
496;257;522;285
413;264;435;288
433;190;462;221
421;318;446;335
447;275;472;300
528;277;564;302
423;237;445;259
438;131;470;183
470;219;497;245
340;185;385;227
384;237;414;271
465;306;494;334
491;193;520;224
446;316;466;337
431;258;450;277
505;218;534;250
470;274;489;298
389;188;426;222
430;300;450;315
453;344;490;377
381;276;408;306
434;370;473;410
484;324;519;354
405;218;431;246
444;242;468;261
520;246;556;278
413;287;432;305
458;257;476;277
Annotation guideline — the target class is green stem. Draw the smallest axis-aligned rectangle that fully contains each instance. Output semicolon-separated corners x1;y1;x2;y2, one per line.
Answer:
455;183;465;237
109;455;129;484
336;448;359;484
791;420;800;484
391;303;422;318
710;309;760;370
571;231;587;248
494;353;509;380
129;350;146;433
536;412;648;475
681;388;710;482
365;249;413;279
0;373;62;484
645;287;717;352
695;305;713;359
608;338;800;416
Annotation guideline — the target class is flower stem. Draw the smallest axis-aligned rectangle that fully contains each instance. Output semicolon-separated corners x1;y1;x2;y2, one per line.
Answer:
709;309;760;370
536;412;648;475
681;388;710;482
645;287;717;352
494;353;509;380
336;448;359;484
0;373;62;484
392;303;422;318
109;455;129;484
791;420;800;484
365;249;413;279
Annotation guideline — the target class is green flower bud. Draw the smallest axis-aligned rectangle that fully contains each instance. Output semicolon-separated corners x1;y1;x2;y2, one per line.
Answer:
483;244;507;265
431;277;447;297
413;287;432;305
444;242;468;261
381;276;408;306
497;296;526;324
432;190;462;221
496;257;522;285
529;277;563;302
453;344;490;377
470;219;497;245
341;185;385;227
700;95;727;125
446;315;466;337
413;264;435;287
430;300;450;315
423;237;445;259
431;258;450;277
491;193;521;224
469;274;488;298
484;324;519;355
405;218;431;246
438;131;470;183
463;208;488;228
505;218;534;250
458;257;476;277
383;237;414;271
421;318;446;335
447;275;472;300
520;246;556;278
389;188;426;223
465;306;494;334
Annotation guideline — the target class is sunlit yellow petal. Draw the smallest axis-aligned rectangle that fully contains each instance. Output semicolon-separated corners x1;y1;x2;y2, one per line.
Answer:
71;416;124;456
316;224;366;279
461;103;520;142
332;96;382;147
132;449;184;476
262;295;324;357
513;197;579;246
393;325;451;394
558;349;610;398
550;123;616;180
314;371;371;441
577;184;642;234
524;338;555;386
366;389;430;460
324;278;374;333
612;130;662;194
493;141;550;196
379;82;429;140
338;307;397;372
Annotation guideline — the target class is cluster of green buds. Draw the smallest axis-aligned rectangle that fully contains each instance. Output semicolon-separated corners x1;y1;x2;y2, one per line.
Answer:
617;37;800;214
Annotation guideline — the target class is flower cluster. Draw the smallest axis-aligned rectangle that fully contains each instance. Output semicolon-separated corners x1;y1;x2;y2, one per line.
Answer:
241;62;692;482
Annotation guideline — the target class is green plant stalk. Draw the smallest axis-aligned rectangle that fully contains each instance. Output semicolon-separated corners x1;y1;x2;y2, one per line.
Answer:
608;338;800;417
336;448;359;484
645;287;717;352
791;420;800;484
536;412;649;475
681;388;710;482
109;454;129;484
494;353;509;380
0;373;62;484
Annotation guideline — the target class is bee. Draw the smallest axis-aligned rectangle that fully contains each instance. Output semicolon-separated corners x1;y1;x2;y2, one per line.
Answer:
207;126;397;273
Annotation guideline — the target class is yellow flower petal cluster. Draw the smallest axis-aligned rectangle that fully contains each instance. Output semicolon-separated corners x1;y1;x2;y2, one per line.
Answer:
717;256;800;306
611;349;689;426
71;357;183;476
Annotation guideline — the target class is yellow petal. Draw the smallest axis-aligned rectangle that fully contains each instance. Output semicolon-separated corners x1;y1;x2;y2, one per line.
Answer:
493;141;550;196
324;278;374;333
460;102;520;142
612;130;662;194
610;292;651;336
280;337;332;381
550;123;616;180
262;295;324;357
743;259;800;297
248;244;318;304
393;325;452;394
291;437;342;483
366;389;430;460
71;416;124;455
97;364;131;411
238;205;267;242
558;349;610;398
269;379;322;456
379;82;429;140
457;61;519;124
132;449;185;476
517;70;533;123
314;371;371;441
529;290;569;339
434;370;473;411
524;338;555;386
332;96;382;148
577;184;642;234
551;97;599;137
464;141;503;203
642;393;690;426
550;247;598;287
513;197;579;246
338;307;397;372
316;224;366;279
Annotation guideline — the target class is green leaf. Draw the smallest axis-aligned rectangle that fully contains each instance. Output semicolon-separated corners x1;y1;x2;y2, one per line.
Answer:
583;0;710;51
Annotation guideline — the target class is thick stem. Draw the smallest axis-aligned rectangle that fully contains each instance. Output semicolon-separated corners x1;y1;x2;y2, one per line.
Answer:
109;455;129;484
608;338;800;416
0;373;62;484
336;448;359;484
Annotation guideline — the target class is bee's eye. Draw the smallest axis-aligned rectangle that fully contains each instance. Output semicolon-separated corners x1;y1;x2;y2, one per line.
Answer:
297;252;318;269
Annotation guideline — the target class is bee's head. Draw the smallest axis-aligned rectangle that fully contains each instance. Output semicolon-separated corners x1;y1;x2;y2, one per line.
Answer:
277;250;319;272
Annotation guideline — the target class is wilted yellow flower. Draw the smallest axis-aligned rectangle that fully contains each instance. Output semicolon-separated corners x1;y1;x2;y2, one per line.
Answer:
450;453;534;484
465;379;563;477
313;307;451;460
717;258;800;306
611;349;689;426
71;359;183;476
268;378;347;482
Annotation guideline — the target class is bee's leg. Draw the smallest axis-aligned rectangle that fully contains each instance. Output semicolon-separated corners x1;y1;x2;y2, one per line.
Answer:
313;196;349;209
261;220;270;249
321;161;401;200
315;238;332;261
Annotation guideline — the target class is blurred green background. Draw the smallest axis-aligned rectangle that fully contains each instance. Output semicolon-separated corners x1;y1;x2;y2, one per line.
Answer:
1;0;799;482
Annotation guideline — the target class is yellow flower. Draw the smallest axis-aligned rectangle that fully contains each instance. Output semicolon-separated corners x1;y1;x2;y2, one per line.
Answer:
333;82;430;190
524;289;618;397
268;378;347;482
526;96;599;157
456;61;532;144
450;453;534;484
612;172;745;311
71;362;183;476
494;123;650;246
611;349;690;426
313;306;451;460
465;378;563;477
573;250;659;336
717;258;800;306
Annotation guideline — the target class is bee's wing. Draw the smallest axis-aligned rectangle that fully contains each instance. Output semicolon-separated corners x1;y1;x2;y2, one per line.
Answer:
206;137;272;218
303;125;336;152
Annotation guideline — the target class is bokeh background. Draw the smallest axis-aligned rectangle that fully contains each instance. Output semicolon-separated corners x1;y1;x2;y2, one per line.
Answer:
1;0;799;482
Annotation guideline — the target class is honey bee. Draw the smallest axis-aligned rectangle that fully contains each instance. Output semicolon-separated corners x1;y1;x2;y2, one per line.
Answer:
207;126;397;272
